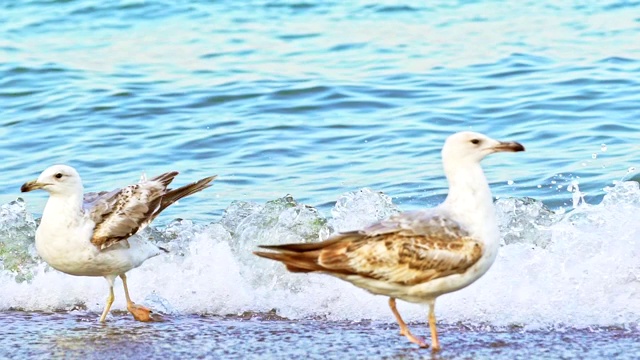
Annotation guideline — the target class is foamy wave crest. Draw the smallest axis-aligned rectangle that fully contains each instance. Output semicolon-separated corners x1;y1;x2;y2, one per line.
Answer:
1;183;639;329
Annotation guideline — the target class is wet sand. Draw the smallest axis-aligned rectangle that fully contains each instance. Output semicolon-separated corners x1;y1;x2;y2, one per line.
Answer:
1;312;638;359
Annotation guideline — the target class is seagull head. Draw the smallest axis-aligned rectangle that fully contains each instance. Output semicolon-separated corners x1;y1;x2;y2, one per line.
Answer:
21;164;83;195
441;131;525;165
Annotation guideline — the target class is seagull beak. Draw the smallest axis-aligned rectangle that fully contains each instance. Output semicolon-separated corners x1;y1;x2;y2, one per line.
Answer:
492;141;525;153
21;180;48;192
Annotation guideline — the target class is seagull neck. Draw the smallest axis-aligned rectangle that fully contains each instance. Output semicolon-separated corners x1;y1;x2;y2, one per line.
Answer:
42;192;84;220
442;161;495;228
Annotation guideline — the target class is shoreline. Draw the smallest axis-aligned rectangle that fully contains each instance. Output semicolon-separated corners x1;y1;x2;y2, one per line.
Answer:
2;311;639;359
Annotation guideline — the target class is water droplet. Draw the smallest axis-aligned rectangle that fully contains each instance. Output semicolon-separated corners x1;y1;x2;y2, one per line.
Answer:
537;184;542;188
581;162;587;167
557;185;563;189
507;180;514;185
601;144;607;152
551;180;557;184
592;153;597;159
571;181;584;208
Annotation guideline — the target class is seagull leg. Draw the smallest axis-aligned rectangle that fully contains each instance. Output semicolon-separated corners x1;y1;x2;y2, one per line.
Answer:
99;276;116;323
120;274;154;322
428;300;441;351
388;298;428;348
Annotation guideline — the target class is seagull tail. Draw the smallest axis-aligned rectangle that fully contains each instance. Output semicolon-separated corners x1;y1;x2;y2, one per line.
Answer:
157;175;217;214
253;250;324;273
254;236;356;273
253;236;350;273
149;171;180;187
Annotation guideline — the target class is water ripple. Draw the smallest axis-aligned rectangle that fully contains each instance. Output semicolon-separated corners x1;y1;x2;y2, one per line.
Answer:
0;0;639;219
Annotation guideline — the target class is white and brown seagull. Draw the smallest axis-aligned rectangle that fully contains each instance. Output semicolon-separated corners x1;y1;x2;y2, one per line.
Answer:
21;165;216;322
254;131;524;350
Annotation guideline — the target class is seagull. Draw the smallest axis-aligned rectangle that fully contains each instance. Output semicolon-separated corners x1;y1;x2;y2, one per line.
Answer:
254;131;524;350
21;165;216;322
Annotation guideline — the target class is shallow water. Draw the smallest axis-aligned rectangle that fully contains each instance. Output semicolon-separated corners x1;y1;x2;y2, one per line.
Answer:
2;0;640;359
3;312;639;360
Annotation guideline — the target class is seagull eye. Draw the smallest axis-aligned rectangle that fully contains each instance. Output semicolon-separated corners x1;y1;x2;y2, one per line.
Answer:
54;173;63;179
470;139;480;145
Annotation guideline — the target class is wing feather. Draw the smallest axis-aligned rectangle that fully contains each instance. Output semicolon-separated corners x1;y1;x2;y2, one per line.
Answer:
255;210;483;286
86;172;216;250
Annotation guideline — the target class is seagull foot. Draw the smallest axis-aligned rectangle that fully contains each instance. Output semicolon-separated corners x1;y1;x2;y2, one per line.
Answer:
402;331;428;348
127;302;162;322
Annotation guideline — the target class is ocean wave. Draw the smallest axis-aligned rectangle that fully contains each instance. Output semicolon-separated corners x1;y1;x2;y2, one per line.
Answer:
2;181;640;329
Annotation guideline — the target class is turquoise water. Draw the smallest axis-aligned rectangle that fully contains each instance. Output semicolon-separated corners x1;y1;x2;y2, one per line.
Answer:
2;0;640;358
2;0;640;218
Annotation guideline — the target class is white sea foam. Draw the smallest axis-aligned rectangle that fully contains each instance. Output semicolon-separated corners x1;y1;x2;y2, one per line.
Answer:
1;183;640;329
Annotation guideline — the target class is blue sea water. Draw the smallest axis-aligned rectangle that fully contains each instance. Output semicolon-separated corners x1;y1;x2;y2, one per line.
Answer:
1;0;640;358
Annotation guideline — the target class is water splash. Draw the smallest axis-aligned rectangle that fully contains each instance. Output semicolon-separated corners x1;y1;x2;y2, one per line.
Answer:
0;199;39;283
1;183;640;329
495;197;559;248
567;181;586;208
329;188;399;232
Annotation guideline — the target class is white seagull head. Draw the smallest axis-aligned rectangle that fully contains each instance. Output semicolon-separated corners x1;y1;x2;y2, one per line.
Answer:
441;131;525;166
21;164;83;196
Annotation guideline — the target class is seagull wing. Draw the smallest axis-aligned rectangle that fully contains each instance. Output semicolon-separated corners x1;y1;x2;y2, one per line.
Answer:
83;190;116;207
255;210;483;286
86;171;216;250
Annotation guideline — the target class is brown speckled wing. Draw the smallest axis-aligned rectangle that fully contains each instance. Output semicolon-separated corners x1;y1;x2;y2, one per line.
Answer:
256;210;483;286
86;171;215;250
325;211;482;285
